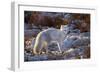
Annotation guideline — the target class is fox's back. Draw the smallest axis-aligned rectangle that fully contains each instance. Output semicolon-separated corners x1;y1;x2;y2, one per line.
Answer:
39;28;65;43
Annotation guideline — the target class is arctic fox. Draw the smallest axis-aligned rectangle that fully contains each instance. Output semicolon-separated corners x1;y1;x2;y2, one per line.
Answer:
32;25;69;55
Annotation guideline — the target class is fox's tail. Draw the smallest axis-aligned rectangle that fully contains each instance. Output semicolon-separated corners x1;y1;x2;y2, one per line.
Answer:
32;32;44;55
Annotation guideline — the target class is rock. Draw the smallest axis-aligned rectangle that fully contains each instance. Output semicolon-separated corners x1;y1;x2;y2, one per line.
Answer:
28;55;40;61
24;52;32;61
72;36;90;47
24;29;40;37
80;32;90;37
61;39;74;51
24;53;48;61
39;55;48;61
69;29;80;34
61;33;80;51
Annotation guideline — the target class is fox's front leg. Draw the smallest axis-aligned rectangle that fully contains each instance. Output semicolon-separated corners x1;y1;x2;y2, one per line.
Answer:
57;42;62;53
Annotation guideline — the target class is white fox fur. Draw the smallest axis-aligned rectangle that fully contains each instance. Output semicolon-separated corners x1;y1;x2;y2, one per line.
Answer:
33;25;69;55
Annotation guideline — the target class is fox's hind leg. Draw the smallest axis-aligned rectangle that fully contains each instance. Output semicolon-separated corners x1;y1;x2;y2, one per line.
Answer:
42;42;48;54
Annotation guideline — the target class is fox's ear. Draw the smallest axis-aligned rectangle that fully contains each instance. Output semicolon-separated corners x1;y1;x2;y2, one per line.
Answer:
60;25;64;30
